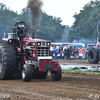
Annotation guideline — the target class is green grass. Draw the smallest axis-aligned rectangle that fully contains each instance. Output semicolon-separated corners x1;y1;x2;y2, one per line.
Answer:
62;69;100;75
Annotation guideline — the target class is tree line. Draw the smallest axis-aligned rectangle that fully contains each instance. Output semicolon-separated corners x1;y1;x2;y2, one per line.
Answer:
2;0;99;43
68;0;100;43
0;3;65;42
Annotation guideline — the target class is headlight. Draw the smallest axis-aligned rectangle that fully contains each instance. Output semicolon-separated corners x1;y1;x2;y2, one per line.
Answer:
47;42;51;46
37;42;41;46
33;42;35;46
8;39;12;43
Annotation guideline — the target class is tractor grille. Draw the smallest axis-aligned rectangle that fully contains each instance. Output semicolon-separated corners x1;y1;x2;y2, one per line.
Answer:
37;47;49;57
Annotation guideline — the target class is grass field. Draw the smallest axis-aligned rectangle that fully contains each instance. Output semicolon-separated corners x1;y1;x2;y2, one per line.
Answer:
62;69;100;75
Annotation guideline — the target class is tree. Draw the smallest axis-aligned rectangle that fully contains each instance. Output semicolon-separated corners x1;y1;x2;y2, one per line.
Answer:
59;25;71;42
0;3;18;40
67;0;100;43
0;3;65;42
35;12;65;42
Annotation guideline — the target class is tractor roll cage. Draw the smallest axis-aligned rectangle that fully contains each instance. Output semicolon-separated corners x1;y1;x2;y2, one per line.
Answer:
13;21;29;33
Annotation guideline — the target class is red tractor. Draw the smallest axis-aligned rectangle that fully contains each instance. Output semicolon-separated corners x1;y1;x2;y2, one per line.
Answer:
0;21;62;82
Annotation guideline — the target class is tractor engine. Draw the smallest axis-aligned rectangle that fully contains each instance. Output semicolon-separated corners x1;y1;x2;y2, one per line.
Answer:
22;37;58;72
0;21;62;82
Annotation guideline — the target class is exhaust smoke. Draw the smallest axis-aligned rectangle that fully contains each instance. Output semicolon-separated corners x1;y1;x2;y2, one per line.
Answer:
27;0;43;29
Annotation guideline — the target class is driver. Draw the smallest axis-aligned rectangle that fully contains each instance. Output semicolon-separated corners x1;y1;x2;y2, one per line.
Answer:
17;24;26;43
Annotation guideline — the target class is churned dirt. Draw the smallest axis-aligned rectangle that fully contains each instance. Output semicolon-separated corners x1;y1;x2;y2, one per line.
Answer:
57;59;100;66
0;59;100;100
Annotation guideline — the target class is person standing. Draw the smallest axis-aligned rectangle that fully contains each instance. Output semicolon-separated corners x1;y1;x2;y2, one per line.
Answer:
78;48;84;60
59;46;63;53
64;46;68;59
96;40;100;47
67;46;70;59
84;48;88;60
53;45;58;60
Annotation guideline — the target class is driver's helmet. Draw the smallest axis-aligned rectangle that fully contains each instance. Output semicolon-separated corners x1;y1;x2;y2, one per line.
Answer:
18;24;25;30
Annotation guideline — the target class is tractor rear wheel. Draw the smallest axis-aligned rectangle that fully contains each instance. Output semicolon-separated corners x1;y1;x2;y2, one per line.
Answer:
22;64;32;82
88;47;99;64
51;64;62;81
0;42;17;80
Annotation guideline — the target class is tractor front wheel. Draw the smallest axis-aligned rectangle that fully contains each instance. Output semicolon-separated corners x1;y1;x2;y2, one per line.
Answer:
22;64;32;82
51;64;62;81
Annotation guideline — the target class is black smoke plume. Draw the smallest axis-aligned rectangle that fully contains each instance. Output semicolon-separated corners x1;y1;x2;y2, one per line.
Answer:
27;0;43;29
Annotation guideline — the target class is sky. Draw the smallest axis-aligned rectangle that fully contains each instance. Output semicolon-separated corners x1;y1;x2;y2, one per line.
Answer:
0;0;94;27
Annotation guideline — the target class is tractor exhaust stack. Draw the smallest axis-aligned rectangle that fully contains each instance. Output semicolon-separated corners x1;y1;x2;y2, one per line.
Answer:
32;29;34;39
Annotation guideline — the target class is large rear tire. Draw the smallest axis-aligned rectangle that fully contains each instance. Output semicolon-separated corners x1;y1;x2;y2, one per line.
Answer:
51;64;62;81
22;64;32;82
88;47;99;64
0;42;17;80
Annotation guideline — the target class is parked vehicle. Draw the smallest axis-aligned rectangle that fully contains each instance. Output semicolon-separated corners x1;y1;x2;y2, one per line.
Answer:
85;44;96;50
67;44;84;59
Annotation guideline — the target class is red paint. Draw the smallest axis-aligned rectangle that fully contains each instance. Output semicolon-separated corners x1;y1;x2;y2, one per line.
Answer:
39;61;58;72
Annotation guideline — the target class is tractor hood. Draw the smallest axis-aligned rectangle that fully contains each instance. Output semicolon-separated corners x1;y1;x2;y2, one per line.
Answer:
23;37;51;47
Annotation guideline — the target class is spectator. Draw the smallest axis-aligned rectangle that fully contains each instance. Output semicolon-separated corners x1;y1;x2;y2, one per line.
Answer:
59;46;63;53
50;45;54;57
84;48;88;60
78;48;84;60
53;45;58;60
70;46;73;55
64;46;68;59
67;46;70;59
96;40;100;47
71;47;73;51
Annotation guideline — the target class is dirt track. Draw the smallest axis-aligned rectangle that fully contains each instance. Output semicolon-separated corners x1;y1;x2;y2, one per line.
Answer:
0;60;100;100
57;59;100;66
